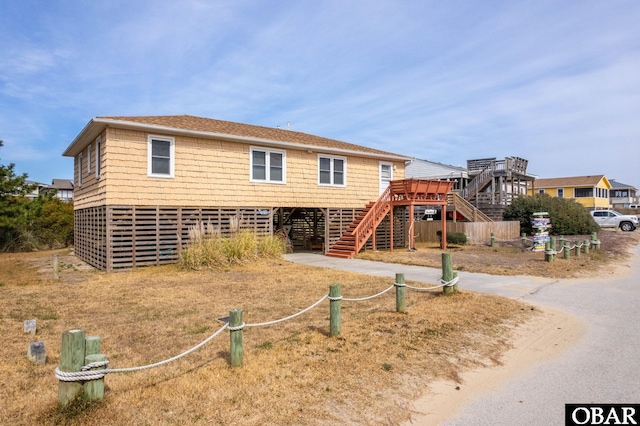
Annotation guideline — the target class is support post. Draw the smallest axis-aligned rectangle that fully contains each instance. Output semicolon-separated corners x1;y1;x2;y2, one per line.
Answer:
408;204;415;250
441;252;457;294
490;232;495;247
441;204;447;251
229;309;244;367
575;242;581;258
58;329;86;406
584;239;590;254
521;232;526;247
389;206;394;252
551;237;557;261
564;242;570;260
395;273;406;313
53;253;59;280
329;285;341;337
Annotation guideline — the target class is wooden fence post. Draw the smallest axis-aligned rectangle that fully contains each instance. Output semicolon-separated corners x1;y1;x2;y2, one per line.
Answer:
564;242;570;260
441;253;457;294
53;254;59;280
544;241;553;262
58;329;86;406
84;336;104;400
550;237;557;261
575;242;581;258
584;239;590;254
558;236;564;253
229;309;244;367
329;285;341;337
490;233;495;247
521;232;526;247
395;273;406;313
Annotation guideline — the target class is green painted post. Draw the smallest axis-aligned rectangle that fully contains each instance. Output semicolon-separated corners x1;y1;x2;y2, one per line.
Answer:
551;237;557;261
584;239;590;254
490;233;495;247
329;285;341;337
575;242;581;258
395;273;406;313
58;329;86;406
83;336;104;400
544;241;552;262
521;232;526;247
84;354;105;400
564;242;570;260
229;309;244;367
559;236;564;252
442;252;457;294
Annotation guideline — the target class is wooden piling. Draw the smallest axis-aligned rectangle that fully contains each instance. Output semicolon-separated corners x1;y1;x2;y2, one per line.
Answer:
441;253;457;294
229;309;243;367
329;285;341;337
490;232;495;247
564;242;570;260
58;329;86;406
83;336;104;400
53;254;59;280
584;239;590;254
395;273;406;313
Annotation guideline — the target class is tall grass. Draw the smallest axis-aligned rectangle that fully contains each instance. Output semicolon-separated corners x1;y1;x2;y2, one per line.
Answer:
179;224;290;270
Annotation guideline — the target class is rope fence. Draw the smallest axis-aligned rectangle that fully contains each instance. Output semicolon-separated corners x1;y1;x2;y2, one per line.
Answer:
55;254;460;406
489;232;601;262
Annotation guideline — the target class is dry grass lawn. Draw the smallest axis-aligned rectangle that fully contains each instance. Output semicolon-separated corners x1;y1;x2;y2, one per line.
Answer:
358;230;640;278
0;249;534;425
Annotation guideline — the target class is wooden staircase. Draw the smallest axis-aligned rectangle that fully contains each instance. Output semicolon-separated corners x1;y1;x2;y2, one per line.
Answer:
459;164;495;201
326;186;392;259
448;192;493;222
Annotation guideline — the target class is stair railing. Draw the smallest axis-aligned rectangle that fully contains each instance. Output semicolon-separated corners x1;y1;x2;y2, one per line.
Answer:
351;186;393;253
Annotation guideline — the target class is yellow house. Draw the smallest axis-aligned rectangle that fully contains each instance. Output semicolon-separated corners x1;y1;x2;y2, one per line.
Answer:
63;115;411;271
528;175;612;209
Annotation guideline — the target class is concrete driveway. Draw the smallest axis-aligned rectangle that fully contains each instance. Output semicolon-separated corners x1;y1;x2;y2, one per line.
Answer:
285;245;640;425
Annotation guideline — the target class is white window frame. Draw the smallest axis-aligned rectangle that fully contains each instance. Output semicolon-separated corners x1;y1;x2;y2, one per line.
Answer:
557;188;563;198
538;189;545;194
77;153;83;187
147;135;175;178
95;137;102;179
379;161;393;195
87;144;92;173
250;146;286;184
318;154;347;187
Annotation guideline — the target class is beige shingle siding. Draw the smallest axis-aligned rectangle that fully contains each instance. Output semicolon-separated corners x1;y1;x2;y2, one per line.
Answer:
74;129;107;208
73;128;406;209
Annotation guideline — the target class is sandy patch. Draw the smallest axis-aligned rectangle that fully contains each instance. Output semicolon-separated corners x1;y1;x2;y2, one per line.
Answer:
404;306;586;425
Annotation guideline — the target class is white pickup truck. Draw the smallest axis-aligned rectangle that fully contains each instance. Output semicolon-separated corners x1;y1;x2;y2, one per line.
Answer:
591;210;639;231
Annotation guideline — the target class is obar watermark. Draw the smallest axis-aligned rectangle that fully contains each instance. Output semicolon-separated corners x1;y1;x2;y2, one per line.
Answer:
566;404;639;425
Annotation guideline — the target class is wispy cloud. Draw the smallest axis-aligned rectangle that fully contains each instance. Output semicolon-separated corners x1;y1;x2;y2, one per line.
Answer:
1;0;639;184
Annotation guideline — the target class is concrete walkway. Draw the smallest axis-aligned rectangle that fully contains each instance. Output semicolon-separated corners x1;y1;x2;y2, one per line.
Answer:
285;247;640;425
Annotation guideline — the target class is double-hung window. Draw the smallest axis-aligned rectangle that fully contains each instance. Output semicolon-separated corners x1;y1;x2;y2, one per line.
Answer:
77;153;83;187
87;144;92;173
148;135;175;178
250;147;285;183
318;155;346;186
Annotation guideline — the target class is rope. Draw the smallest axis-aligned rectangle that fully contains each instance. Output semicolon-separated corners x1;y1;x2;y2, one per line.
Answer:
405;282;446;291
441;275;459;287
544;250;557;256
245;295;328;328
55;323;229;382
342;285;395;301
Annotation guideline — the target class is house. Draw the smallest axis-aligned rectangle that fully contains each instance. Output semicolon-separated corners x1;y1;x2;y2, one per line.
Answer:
528;175;612;209
43;179;74;202
62;115;415;271
24;180;46;200
609;180;638;208
407;156;535;222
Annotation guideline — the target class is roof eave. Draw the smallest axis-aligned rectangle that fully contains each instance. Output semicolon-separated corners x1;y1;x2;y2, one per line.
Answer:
63;118;411;161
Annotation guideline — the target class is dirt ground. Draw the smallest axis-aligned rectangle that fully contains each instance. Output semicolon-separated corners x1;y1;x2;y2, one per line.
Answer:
358;230;640;279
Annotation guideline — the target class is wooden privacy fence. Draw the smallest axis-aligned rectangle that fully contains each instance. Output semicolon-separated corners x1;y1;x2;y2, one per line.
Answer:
413;220;520;244
55;255;459;406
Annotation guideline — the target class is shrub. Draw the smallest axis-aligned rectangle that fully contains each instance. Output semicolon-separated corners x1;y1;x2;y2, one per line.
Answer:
503;194;598;235
436;231;468;245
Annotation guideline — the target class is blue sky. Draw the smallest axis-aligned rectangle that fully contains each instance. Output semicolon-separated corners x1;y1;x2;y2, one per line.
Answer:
1;0;639;187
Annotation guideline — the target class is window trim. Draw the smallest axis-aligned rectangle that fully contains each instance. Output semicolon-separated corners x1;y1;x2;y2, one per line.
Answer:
318;154;347;187
147;135;175;178
87;144;92;173
249;146;286;184
95;137;102;179
77;153;83;187
557;188;563;198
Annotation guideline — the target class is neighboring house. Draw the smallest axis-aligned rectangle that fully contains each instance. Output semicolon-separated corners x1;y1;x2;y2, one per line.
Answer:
529;175;611;209
62;115;411;271
24;180;46;200
405;158;469;190
43;179;74;202
609;180;638;208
